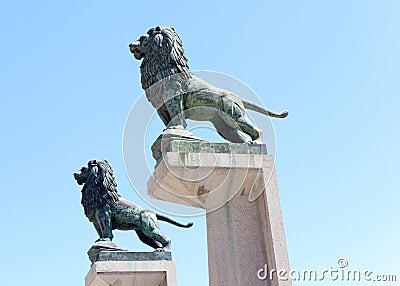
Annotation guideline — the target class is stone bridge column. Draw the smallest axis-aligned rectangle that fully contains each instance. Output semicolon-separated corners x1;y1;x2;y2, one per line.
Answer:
147;141;291;286
85;252;177;286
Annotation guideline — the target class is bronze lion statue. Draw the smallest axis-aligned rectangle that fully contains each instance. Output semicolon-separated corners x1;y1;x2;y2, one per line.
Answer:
73;159;192;251
129;26;288;143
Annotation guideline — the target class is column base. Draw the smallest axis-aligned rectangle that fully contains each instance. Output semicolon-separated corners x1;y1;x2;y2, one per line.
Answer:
147;142;291;286
85;251;177;286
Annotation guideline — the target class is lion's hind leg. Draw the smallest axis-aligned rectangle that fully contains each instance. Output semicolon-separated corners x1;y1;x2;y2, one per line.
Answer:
237;118;262;144
217;99;262;143
135;229;163;249
140;211;171;251
212;117;249;143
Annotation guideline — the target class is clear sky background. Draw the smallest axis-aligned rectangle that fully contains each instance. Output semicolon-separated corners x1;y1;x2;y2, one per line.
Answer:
1;0;399;285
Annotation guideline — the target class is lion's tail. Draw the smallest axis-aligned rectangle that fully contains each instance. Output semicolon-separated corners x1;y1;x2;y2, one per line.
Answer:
242;99;289;118
156;214;193;228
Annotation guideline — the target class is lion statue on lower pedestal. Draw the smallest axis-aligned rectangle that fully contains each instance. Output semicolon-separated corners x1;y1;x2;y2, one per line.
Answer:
73;159;192;251
129;26;288;143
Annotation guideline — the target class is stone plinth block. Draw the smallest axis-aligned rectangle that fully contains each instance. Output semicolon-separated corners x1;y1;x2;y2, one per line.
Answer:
96;251;172;262
85;251;177;286
147;142;291;286
147;141;273;210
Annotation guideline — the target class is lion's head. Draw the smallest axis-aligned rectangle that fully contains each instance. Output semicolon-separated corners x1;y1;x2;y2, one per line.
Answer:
129;26;192;90
74;159;120;218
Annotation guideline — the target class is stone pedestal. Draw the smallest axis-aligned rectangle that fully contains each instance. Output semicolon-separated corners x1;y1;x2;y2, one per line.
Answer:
147;142;291;286
85;252;177;286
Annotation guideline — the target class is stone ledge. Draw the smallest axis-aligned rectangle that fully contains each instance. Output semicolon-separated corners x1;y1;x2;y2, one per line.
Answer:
147;144;274;210
166;141;267;154
151;129;268;166
96;251;172;262
86;260;177;286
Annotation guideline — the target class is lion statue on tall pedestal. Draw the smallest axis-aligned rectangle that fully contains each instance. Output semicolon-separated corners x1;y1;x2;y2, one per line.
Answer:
73;159;192;251
129;26;288;143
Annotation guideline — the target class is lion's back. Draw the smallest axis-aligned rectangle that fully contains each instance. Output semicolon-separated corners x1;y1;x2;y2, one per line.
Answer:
112;204;145;230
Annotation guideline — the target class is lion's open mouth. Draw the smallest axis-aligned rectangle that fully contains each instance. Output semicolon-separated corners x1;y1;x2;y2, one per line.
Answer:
129;41;145;60
73;172;86;185
129;47;136;54
134;52;144;60
130;49;144;60
129;42;139;52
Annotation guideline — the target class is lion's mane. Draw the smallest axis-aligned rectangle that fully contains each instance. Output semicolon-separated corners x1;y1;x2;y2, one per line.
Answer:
81;160;120;221
140;26;192;90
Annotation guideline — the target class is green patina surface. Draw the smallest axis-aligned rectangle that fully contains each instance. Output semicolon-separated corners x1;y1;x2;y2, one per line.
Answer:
130;26;288;144
96;251;172;262
167;141;267;154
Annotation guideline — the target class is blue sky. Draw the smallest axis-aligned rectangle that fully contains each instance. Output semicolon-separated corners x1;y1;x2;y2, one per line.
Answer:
1;0;399;285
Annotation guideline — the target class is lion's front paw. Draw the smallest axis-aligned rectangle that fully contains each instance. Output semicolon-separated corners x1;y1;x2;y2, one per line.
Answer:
96;238;112;243
250;138;262;144
166;125;185;130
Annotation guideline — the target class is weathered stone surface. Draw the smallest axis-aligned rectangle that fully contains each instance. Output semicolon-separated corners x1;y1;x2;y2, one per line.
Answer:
166;140;267;154
151;128;205;165
88;241;126;263
206;168;291;286
147;142;273;210
152;133;267;167
86;260;177;286
147;143;291;286
96;251;172;262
